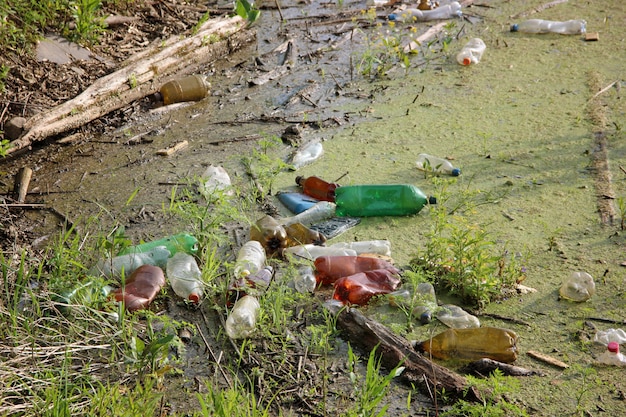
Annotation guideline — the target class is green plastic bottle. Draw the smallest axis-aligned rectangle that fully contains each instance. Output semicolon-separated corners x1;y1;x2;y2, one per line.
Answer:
118;233;199;256
334;184;436;217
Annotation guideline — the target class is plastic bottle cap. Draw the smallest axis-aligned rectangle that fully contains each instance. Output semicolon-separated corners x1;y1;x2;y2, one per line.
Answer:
295;175;304;185
452;168;461;176
428;196;437;205
189;293;200;304
510;24;519;32
608;341;619;353
388;14;397;21
462;57;471;66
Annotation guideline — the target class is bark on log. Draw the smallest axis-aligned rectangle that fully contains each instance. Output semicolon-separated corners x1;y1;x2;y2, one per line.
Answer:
6;16;256;156
336;307;481;403
461;358;546;377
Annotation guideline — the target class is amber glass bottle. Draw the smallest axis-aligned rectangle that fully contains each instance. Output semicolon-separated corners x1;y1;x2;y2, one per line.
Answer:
314;255;400;285
416;327;519;363
332;269;401;306
112;265;166;312
295;176;339;202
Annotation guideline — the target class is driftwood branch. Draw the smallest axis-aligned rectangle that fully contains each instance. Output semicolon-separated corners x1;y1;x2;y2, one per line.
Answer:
336;307;481;403
461;358;546;377
6;16;255;155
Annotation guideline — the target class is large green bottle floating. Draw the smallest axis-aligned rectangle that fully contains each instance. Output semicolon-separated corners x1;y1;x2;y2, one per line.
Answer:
335;184;436;217
118;233;199;256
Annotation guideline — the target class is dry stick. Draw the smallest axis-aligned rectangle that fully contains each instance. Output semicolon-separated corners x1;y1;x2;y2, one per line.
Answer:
13;167;33;203
510;0;568;19
526;350;569;369
195;321;233;389
588;80;619;103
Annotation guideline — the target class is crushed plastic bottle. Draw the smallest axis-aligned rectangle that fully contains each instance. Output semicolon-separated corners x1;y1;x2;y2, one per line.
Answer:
597;342;626;367
228;266;274;305
335;184;436;217
559;271;595;302
199;165;234;199
293;265;317;293
290;140;324;170
119;233;199;257
594;328;626;346
283;244;358;260
333;269;402;305
416;154;461;176
112;265;166;312
250;215;288;258
388;282;438;324
314;255;400;285
510;19;586;35
389;1;462;22
89;246;171;279
295;175;339;202
456;38;486;66
225;295;260;339
416;327;518;363
280;201;337;226
158;75;210;105
166;252;203;303
233;240;266;279
436;304;480;329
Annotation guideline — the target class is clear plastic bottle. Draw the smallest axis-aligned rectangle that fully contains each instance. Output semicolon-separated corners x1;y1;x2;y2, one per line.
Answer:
225;295;260;339
416;154;461;176
249;215;288;258
314;255;400;285
416;327;519;363
597;342;626;367
559;271;595;302
119;233;199;257
112;265;166;312
436;304;480;329
389;1;462;22
89;246;171;279
159;75;211;105
290;141;324;170
295;175;339;202
233;240;266;279
283;244;357;260
510;19;586;35
455;38;486;66
166;252;203;303
335;184;436;217
333;269;401;306
228;266;274;305
294;265;317;293
280;201;337;226
328;240;392;257
594;329;626;346
388;282;438;324
199;165;233;199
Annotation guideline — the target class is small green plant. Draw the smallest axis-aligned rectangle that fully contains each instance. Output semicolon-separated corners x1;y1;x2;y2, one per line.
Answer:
234;0;260;24
241;135;291;202
616;196;626;230
442;369;528;417
128;72;138;88
346;344;404;417
69;0;106;44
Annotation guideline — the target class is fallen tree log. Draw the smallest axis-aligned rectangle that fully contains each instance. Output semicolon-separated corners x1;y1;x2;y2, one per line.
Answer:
336;307;481;403
6;15;256;156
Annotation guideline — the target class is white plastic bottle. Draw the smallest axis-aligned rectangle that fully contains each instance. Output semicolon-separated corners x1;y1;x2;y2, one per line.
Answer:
283;244;357;261
329;240;392;257
280;201;336;226
233;241;266;278
389;2;462;22
166;252;203;303
597;342;626;366
594;329;626;346
290;140;324;170
225;295;260;339
416;154;461;176
510;19;586;35
456;38;486;66
199;165;234;199
89;246;171;279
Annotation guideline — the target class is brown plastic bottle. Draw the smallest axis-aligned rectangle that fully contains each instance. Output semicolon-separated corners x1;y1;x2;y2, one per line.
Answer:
112;265;166;312
159;75;210;105
249;215;288;258
332;269;401;305
416;327;519;363
314;255;400;285
295;176;339;202
284;222;326;247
